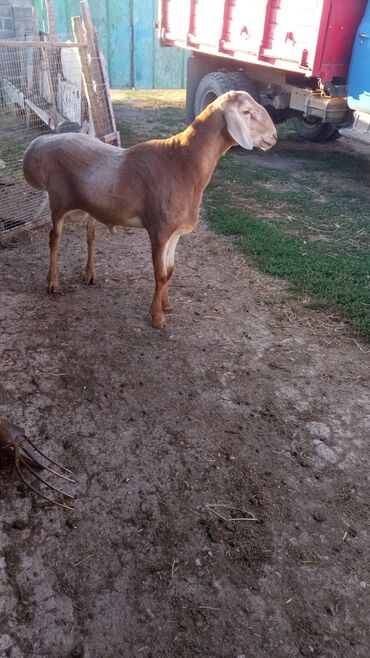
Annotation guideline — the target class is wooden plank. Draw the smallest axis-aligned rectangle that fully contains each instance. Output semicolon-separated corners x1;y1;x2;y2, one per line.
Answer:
27;9;40;96
3;78;25;109
72;15;101;131
96;36;121;145
80;0;119;143
25;97;64;130
76;7;109;138
0;39;87;48
59;79;82;124
40;34;60;131
72;10;118;144
18;24;28;93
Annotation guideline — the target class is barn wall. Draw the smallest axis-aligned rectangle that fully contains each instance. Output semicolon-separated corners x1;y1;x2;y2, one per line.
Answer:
32;0;186;89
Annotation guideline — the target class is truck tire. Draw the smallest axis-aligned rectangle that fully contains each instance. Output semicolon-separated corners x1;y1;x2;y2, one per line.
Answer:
194;72;237;116
292;116;338;141
194;71;260;117
228;71;260;102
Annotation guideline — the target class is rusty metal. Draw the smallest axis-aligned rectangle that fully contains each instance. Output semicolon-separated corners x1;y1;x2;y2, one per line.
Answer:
0;418;75;510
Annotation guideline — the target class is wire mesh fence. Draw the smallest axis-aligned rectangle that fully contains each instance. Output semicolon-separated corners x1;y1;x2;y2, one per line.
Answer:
0;36;87;236
0;1;119;239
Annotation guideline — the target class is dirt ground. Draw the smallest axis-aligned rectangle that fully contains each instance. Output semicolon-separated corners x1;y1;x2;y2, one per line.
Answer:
1;95;370;658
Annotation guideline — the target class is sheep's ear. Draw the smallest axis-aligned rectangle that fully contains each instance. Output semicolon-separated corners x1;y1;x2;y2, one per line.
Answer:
225;107;254;150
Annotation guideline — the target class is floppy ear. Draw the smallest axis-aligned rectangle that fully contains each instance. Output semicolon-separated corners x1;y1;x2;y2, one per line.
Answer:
225;106;254;150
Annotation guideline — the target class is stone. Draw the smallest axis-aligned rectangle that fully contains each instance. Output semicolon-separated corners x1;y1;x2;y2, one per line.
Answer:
305;421;331;440
0;634;13;652
315;443;337;464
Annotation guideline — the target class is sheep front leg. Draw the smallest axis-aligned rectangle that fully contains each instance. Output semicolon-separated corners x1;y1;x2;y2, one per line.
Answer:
150;241;170;328
161;271;173;312
47;211;65;293
86;216;96;285
162;233;180;311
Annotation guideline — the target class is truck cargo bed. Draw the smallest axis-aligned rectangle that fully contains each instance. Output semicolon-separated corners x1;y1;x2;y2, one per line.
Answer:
159;0;367;84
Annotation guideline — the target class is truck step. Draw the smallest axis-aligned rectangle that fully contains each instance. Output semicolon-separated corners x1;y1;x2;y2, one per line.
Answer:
340;110;370;144
339;127;370;144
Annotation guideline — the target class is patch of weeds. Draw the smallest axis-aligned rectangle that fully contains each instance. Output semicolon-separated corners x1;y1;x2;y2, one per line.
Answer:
205;144;370;339
212;155;370;256
205;203;370;338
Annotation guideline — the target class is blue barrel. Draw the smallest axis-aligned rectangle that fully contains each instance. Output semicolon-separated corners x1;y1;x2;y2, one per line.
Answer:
348;0;370;112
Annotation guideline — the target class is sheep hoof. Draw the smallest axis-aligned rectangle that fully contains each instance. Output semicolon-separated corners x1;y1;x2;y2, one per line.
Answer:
151;313;165;329
47;281;59;294
86;276;96;286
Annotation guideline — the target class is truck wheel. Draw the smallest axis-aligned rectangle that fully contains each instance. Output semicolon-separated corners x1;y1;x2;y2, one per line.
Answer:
194;71;260;117
194;71;240;116
228;71;260;102
292;116;338;141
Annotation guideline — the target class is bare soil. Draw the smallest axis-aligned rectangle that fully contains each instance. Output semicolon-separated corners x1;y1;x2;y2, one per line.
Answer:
1;94;370;658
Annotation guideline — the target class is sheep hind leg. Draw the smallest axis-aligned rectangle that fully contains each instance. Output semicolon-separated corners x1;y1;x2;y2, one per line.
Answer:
47;210;65;293
150;241;170;328
162;233;180;312
85;216;96;285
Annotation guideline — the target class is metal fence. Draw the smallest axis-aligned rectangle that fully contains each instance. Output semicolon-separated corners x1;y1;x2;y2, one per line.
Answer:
0;37;82;235
0;2;119;239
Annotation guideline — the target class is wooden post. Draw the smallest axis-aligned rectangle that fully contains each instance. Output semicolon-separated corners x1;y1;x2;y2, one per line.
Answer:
72;0;120;145
40;34;59;131
72;16;103;138
18;24;27;94
25;8;40;127
29;7;40;96
0;40;87;48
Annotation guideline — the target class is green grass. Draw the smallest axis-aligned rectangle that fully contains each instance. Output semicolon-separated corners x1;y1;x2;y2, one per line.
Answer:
206;203;370;337
213;157;370;256
205;128;370;339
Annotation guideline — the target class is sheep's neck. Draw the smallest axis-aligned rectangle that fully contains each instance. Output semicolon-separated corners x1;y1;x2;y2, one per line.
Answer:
173;111;232;191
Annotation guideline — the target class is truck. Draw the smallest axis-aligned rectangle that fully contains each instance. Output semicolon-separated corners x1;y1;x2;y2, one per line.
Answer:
157;0;370;143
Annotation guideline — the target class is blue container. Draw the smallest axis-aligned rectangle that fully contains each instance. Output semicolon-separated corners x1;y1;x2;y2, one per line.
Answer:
348;0;370;112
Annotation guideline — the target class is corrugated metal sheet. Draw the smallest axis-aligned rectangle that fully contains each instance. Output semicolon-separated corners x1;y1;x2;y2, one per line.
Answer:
32;0;186;89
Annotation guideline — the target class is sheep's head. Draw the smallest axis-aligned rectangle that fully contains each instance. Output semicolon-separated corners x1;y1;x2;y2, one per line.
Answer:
219;90;277;151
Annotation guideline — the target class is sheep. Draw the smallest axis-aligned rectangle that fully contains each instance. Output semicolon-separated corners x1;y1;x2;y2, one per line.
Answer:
23;90;277;328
